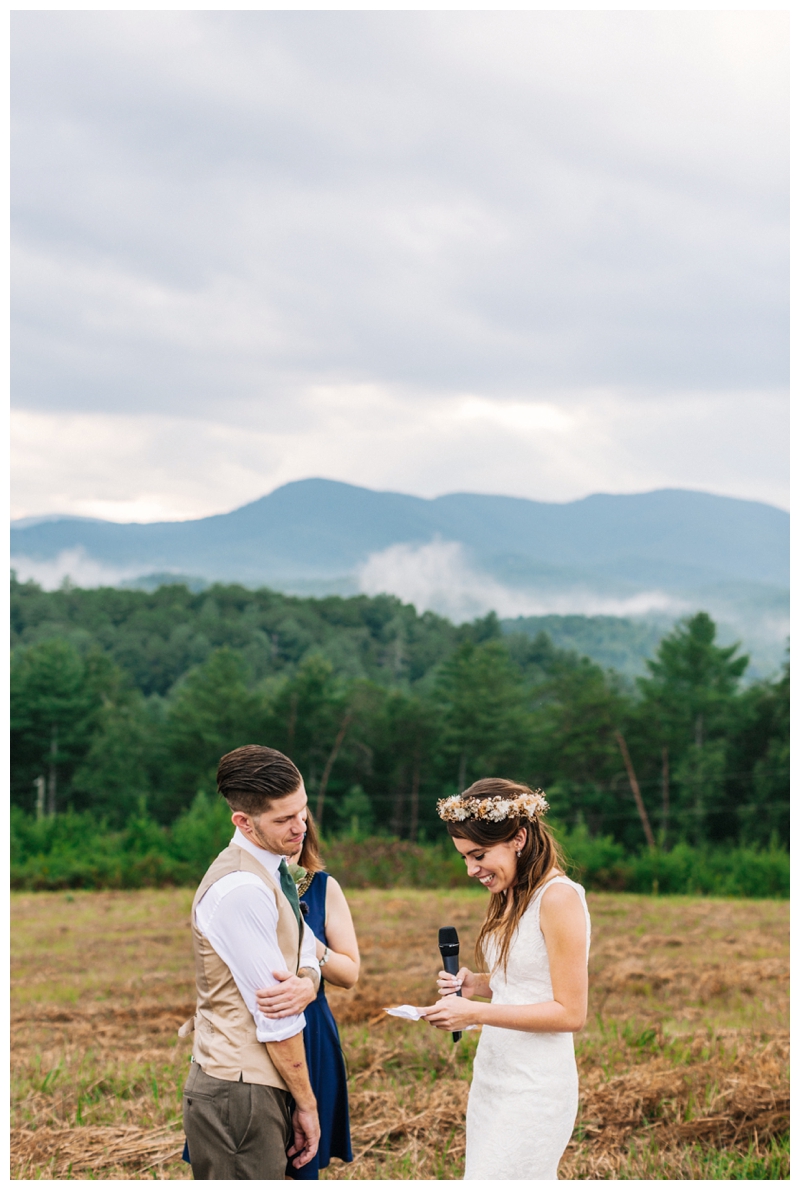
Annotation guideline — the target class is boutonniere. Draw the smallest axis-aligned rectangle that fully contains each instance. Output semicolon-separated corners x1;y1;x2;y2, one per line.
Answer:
287;863;307;885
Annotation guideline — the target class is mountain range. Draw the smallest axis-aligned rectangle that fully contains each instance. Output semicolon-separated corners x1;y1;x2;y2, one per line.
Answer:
11;479;789;676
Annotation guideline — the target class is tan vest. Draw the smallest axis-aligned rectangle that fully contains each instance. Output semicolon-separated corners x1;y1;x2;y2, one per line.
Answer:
179;843;302;1088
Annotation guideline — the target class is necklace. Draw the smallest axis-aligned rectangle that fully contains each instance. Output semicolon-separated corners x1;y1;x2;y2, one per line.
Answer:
296;870;314;897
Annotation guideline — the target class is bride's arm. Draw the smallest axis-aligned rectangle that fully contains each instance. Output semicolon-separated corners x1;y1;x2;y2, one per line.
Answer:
424;885;587;1034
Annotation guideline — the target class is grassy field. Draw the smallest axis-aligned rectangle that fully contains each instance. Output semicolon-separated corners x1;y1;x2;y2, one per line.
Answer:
11;888;788;1180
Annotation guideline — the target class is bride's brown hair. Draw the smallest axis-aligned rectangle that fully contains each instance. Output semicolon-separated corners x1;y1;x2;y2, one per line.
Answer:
297;807;326;876
445;778;564;974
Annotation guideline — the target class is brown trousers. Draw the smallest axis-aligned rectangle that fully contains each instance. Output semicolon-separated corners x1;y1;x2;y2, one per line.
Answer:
183;1062;293;1180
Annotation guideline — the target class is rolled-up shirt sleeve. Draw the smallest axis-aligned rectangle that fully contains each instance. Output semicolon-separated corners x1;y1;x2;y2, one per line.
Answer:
196;873;310;1043
300;917;321;977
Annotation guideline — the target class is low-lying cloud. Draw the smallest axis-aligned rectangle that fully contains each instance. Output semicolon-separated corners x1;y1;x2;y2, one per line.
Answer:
11;548;150;591
357;539;684;623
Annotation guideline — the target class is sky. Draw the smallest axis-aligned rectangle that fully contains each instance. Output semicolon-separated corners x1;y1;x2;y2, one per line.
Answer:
11;10;789;524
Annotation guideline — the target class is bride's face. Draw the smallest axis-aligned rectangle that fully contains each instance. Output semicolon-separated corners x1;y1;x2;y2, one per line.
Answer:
451;829;527;894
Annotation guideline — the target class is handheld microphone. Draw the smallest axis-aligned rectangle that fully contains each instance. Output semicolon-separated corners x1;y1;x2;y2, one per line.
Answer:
438;926;462;1043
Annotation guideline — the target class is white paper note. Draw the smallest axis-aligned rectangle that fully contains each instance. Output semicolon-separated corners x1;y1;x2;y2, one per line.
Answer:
384;1004;428;1020
384;1004;477;1028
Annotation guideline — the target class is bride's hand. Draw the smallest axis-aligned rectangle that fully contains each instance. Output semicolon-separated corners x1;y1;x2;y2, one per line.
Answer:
437;965;477;1000
421;994;481;1031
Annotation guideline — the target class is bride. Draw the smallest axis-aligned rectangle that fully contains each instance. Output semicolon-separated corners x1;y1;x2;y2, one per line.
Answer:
421;778;591;1181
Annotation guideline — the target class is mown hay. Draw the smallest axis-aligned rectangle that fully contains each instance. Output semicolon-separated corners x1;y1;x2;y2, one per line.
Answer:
11;1121;185;1179
576;1035;789;1150
11;888;789;1180
323;1029;790;1180
350;1080;469;1161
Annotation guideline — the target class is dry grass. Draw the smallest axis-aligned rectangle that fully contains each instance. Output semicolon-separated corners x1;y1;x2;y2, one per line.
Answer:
11;888;788;1179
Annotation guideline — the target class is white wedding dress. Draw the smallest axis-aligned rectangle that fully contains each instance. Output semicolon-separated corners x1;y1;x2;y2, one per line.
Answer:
464;875;591;1181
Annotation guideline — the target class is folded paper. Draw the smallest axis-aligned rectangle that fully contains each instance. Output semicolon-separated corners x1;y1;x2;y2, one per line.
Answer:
384;1004;477;1028
385;1004;428;1020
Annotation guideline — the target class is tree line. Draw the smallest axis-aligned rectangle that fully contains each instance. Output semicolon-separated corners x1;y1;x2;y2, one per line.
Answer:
10;576;788;852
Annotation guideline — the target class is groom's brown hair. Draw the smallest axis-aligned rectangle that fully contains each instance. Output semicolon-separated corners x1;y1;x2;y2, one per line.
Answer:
217;745;302;816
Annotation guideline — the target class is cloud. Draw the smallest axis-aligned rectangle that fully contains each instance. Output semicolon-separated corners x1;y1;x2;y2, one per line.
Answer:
10;380;788;524
11;548;146;590
357;539;685;624
10;11;788;519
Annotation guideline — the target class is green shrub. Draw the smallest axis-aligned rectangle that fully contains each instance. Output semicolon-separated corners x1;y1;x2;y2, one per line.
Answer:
10;804;189;890
555;822;630;891
170;790;236;873
553;823;789;898
10;802;788;898
625;840;790;898
322;835;470;889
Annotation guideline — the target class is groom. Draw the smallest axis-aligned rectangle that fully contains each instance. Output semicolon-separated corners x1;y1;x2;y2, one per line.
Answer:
180;745;322;1179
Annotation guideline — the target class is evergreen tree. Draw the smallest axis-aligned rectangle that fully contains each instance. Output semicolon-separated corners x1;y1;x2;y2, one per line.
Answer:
162;648;266;819
8;580;788;853
531;658;633;842
71;690;164;826
11;639;119;814
268;654;348;824
726;659;789;846
380;690;441;840
638;612;748;745
435;639;529;789
635;612;749;843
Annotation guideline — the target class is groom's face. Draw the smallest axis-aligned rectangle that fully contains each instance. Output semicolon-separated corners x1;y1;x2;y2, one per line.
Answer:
238;782;309;856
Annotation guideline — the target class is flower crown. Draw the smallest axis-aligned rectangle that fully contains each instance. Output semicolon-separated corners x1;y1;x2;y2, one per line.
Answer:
437;789;549;824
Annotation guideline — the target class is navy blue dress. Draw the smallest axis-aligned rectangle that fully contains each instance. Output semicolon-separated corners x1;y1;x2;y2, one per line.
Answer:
289;871;353;1179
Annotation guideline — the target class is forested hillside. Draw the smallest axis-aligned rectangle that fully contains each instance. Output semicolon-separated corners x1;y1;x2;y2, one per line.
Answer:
501;615;667;677
10;576;788;854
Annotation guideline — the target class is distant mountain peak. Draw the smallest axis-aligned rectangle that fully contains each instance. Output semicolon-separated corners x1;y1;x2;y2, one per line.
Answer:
12;478;786;531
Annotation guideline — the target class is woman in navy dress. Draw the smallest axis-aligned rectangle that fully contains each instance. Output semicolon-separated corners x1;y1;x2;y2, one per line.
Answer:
258;810;359;1180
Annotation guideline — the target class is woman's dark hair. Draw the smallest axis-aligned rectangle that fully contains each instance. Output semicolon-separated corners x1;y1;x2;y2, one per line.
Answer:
217;745;302;816
298;807;326;875
446;777;564;974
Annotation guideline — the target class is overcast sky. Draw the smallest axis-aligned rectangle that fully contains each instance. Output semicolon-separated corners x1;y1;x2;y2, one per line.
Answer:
11;10;788;522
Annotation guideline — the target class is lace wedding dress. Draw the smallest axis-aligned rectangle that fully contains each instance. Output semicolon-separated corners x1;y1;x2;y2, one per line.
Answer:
464;875;591;1180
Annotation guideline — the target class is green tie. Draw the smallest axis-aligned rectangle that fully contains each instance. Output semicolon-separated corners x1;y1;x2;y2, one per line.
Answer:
279;858;303;934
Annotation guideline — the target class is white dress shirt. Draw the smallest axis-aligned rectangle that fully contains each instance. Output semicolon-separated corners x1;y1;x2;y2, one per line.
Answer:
195;828;320;1044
